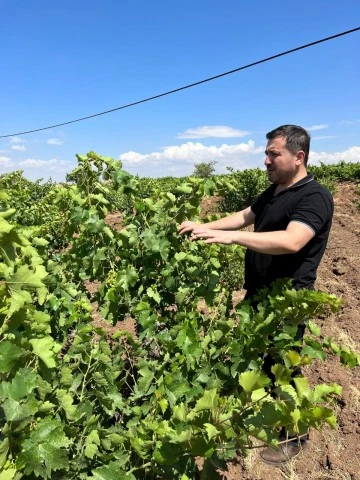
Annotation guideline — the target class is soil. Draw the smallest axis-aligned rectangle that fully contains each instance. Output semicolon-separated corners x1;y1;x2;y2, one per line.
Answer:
89;182;360;480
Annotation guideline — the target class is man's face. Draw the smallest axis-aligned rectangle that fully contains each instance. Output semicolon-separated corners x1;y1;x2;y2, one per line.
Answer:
264;136;299;185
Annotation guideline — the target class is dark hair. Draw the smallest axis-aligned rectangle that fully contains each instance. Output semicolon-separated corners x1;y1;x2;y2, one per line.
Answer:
266;125;311;166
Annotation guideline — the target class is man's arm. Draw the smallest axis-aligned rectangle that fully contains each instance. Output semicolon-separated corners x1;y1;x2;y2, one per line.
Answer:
190;220;315;255
178;206;255;235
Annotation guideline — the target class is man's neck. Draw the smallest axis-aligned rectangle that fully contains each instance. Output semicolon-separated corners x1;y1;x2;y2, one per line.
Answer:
275;170;308;194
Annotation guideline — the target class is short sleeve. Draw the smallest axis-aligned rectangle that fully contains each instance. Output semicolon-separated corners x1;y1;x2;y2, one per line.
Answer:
290;190;334;234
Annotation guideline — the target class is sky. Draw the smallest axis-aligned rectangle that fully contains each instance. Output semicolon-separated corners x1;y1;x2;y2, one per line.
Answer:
0;0;359;182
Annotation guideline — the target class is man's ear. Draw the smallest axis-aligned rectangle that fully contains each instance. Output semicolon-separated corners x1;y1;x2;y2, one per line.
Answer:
295;150;305;165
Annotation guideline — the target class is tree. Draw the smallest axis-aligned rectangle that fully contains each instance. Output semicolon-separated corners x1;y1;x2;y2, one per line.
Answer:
192;161;217;178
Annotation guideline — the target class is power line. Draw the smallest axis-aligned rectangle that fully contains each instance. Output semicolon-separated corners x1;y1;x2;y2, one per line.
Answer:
1;26;359;139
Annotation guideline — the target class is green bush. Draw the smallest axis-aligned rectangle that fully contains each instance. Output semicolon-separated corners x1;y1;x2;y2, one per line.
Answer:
218;168;269;213
309;161;360;183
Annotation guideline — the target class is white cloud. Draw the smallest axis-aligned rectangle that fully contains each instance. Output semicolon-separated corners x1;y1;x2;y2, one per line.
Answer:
0;156;15;169
120;140;360;177
177;125;249;139
310;146;360;165
12;144;26;151
120;140;263;174
306;124;329;131
19;158;58;168
47;138;63;145
16;157;75;181
10;136;26;144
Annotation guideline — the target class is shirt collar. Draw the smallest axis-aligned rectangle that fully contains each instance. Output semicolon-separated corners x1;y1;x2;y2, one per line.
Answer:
273;173;314;193
288;173;314;189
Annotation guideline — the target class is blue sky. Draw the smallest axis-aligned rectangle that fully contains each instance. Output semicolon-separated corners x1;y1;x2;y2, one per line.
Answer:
0;0;359;181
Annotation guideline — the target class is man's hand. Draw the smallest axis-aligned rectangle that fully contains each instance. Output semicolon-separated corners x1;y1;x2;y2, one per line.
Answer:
178;221;237;244
178;220;201;235
189;227;237;245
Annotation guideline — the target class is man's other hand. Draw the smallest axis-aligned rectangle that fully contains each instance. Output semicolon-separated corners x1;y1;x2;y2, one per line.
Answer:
178;221;201;235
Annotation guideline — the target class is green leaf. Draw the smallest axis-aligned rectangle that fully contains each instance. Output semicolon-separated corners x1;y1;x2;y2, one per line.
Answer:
204;423;220;441
194;389;218;413
250;387;267;402
286;350;302;367
173;403;187;422
56;390;77;420
307;320;321;336
135;367;154;396
303;406;337;428
2;396;38;421
166;192;176;202
32;237;49;247
59;366;73;386
159;398;168;414
239;371;271;393
85;429;100;459
290;408;301;429
271;364;292;385
93;247;107;273
146;287;161;304
175;184;192;194
38;401;55;413
153;442;181;465
301;344;326;361
6;265;47;314
30;337;59;368
308;383;342;402
210;258;221;269
0;368;38;401
0;438;9;470
116;267;139;291
188;435;214;457
16;417;71;478
175;287;190;305
293;376;310;399
0;217;13;234
0;342;25;373
174;252;187;262
0;469;18;480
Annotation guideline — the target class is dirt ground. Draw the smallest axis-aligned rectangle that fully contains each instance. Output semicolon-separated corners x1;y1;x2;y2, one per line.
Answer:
91;182;359;480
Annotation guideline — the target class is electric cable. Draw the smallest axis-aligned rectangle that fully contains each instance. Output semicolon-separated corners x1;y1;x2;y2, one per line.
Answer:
1;26;359;139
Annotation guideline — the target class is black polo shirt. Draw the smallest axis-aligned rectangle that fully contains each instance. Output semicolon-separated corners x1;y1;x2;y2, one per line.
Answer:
244;174;334;293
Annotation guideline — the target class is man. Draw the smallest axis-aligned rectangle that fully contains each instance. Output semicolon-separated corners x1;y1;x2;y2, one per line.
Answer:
178;124;334;465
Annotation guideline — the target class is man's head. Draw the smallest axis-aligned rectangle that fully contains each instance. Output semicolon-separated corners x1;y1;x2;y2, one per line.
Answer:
264;125;311;186
266;125;310;166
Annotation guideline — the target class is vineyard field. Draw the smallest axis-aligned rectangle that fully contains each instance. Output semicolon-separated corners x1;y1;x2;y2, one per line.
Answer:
0;156;359;480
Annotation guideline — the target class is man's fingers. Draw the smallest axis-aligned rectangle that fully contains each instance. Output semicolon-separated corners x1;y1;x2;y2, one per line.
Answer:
178;225;193;234
178;221;198;234
192;231;213;240
180;228;195;235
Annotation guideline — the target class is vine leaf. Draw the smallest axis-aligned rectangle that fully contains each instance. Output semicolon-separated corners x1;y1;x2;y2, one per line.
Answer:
90;459;136;479
85;429;100;459
0;468;17;480
239;371;271;393
29;337;60;368
0;342;24;373
6;265;47;315
16;417;71;479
